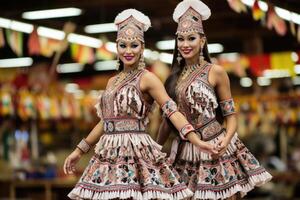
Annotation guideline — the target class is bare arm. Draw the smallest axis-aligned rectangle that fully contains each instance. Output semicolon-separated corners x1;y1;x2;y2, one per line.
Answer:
210;65;237;152
64;77;114;174
141;71;217;153
156;117;172;145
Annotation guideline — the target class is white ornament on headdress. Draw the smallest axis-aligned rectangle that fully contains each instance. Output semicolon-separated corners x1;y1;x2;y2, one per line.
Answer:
114;9;151;31
173;0;211;22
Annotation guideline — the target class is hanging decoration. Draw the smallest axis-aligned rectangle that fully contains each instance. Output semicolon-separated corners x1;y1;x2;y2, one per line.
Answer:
227;0;247;13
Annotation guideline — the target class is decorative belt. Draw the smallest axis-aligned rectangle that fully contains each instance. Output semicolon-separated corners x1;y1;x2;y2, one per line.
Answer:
195;118;225;141
103;118;146;134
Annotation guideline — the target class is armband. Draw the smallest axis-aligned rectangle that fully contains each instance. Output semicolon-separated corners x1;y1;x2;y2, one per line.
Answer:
219;98;236;116
161;99;178;118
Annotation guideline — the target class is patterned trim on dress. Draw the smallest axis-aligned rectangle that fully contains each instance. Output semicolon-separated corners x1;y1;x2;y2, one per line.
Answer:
103;118;146;134
76;181;189;194
195;167;267;191
220;98;236;116
195;118;225;141
161;99;178;118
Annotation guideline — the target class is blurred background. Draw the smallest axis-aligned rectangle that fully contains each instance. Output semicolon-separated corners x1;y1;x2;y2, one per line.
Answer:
0;0;300;199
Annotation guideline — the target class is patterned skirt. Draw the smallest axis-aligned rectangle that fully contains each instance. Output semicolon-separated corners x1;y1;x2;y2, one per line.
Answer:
68;132;193;200
169;131;272;200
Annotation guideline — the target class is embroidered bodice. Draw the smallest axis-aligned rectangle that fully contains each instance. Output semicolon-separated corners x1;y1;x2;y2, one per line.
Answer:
176;63;218;129
95;69;152;133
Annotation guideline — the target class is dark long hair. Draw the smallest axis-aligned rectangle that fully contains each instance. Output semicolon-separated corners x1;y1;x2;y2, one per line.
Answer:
164;33;224;132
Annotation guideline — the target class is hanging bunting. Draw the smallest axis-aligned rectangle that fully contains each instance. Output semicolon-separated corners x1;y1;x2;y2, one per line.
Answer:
0;87;15;116
252;0;265;21
290;21;296;36
227;0;247;13
248;54;271;77
39;37;61;57
96;46;115;60
0;28;5;48
270;52;295;77
70;43;80;60
5;29;23;56
18;88;36;120
267;5;287;36
28;27;41;55
71;44;95;64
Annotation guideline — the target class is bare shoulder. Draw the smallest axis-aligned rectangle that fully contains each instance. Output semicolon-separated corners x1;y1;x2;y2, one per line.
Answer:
210;64;227;76
140;70;163;91
141;70;161;82
106;74;117;88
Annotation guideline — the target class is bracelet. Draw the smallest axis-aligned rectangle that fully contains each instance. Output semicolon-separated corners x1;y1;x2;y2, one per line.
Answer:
161;99;178;118
77;139;91;153
179;124;195;140
219;98;236;116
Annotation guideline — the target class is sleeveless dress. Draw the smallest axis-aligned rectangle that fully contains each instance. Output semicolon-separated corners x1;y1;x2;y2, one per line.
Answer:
169;63;272;199
68;69;193;200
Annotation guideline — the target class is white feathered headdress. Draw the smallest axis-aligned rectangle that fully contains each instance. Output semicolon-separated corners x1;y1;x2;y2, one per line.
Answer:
114;9;151;42
173;0;211;34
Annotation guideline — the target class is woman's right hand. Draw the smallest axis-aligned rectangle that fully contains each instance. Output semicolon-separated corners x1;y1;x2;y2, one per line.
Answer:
63;148;83;175
197;140;219;155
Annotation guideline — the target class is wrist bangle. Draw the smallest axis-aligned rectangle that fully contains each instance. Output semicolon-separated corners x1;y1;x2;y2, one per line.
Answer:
179;124;195;140
77;139;91;153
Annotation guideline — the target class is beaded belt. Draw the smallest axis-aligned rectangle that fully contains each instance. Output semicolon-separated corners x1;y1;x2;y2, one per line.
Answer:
195;118;225;141
103;118;146;134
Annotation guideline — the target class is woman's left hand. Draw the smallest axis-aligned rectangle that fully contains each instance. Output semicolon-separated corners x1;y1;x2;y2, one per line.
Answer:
215;137;231;157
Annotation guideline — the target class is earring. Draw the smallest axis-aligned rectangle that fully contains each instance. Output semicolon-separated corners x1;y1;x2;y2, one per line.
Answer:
199;46;204;64
138;54;146;69
177;51;182;65
116;57;120;71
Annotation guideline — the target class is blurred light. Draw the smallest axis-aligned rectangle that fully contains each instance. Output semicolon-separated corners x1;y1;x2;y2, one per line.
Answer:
105;42;117;53
22;8;82;20
0;18;33;33
291;52;299;62
57;63;84;73
0;57;33;68
68;33;102;48
37;27;65;40
263;69;290;78
257;77;271;86
292;76;300;85
156;39;224;53
65;83;79;93
208;43;224;54
144;49;160;60
0;17;11;28
159;53;173;64
275;7;300;25
10;21;33;33
240;77;253;87
89;90;100;98
295;65;300;74
85;23;117;33
219;52;240;62
74;90;84;99
156;40;175;50
94;60;118;71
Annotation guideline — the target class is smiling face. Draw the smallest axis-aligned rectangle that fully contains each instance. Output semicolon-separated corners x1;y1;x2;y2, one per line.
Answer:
117;39;144;68
177;32;205;62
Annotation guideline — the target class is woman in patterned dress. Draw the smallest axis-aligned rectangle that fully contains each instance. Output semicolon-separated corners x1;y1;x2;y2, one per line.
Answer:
156;0;272;199
63;9;218;200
